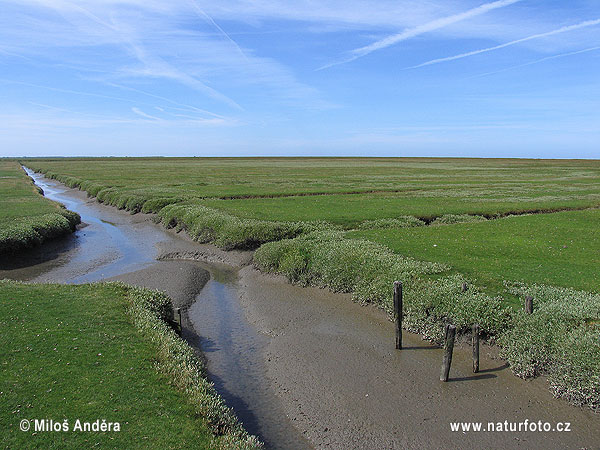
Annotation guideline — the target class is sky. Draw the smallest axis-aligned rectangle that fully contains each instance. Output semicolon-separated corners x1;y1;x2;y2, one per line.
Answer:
1;0;599;158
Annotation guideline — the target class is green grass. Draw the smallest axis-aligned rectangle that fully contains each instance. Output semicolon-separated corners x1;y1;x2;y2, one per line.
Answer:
0;281;259;449
24;156;600;204
348;209;600;294
0;161;79;253
198;190;599;226
0;161;61;220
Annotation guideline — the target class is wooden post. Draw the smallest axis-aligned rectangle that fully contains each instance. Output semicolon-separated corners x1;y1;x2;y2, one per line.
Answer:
461;282;468;293
175;307;182;334
394;281;403;350
440;324;456;382
472;324;480;373
525;296;533;314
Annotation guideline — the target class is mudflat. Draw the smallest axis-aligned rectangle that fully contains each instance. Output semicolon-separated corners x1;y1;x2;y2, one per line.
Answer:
235;265;599;449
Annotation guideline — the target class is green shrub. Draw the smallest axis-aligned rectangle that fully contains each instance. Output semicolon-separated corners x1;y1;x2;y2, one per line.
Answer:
431;214;488;225
255;232;515;341
0;212;80;254
499;282;600;411
550;325;600;411
158;203;333;250
499;282;600;376
141;197;183;214
358;216;425;229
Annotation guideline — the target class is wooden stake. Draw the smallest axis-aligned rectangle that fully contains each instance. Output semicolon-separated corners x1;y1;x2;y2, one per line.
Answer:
472;324;480;373
525;295;533;314
175;307;182;334
440;324;456;382
394;281;403;350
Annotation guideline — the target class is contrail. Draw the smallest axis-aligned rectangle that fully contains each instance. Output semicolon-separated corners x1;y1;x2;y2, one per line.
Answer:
188;0;249;61
467;46;600;78
318;0;522;70
407;18;600;69
131;107;162;121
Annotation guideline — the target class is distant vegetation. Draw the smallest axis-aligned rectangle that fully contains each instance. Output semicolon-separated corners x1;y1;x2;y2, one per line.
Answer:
0;281;261;449
0;161;79;254
20;157;600;411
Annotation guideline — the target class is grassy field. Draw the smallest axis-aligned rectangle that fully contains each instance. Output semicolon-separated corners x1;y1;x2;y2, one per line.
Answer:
0;281;259;449
0;160;79;254
27;158;600;216
199;191;599;226
19;156;600;411
348;209;600;294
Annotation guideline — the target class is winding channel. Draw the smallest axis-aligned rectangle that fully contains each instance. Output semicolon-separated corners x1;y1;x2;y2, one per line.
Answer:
1;168;598;449
1;168;310;449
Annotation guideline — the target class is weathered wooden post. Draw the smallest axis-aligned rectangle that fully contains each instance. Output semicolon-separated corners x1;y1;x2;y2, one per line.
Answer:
525;295;534;314
394;281;403;349
440;324;456;382
472;324;480;373
175;307;182;334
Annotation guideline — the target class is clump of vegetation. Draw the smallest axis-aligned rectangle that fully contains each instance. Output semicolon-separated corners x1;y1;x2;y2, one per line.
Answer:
158;203;334;250
430;214;488;225
499;282;600;411
0;161;80;254
0;281;261;449
357;216;425;229
255;231;513;341
0;212;79;253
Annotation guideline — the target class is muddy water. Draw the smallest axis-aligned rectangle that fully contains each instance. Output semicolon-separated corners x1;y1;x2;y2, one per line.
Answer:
1;169;308;449
185;263;312;449
3;168;168;283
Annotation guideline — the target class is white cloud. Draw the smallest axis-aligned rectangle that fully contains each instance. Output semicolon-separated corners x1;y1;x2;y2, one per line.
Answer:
319;0;523;69
407;18;600;69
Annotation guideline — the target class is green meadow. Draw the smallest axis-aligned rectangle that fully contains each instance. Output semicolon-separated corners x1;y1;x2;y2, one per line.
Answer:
17;157;600;411
0;161;80;254
0;282;259;449
348;209;600;294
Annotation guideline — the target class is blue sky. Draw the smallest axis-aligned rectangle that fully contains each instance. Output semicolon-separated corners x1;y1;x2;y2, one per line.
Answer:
1;0;599;158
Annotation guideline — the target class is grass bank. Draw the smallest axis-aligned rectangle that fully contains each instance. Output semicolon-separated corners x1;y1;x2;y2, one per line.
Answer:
0;161;79;255
0;281;260;449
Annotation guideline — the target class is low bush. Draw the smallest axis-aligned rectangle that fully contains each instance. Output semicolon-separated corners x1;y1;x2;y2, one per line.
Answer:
158;203;333;250
0;211;80;254
499;282;600;411
255;231;513;341
430;214;488;225
357;216;425;229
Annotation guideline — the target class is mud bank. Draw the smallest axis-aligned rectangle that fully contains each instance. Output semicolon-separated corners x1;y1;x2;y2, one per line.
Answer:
229;266;598;449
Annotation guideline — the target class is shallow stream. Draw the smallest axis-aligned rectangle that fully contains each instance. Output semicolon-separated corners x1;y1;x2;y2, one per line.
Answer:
0;168;310;449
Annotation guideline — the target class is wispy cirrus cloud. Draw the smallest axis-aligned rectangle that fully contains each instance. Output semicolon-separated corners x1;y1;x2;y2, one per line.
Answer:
468;45;600;78
0;0;330;113
131;107;161;121
318;0;523;70
406;18;600;69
